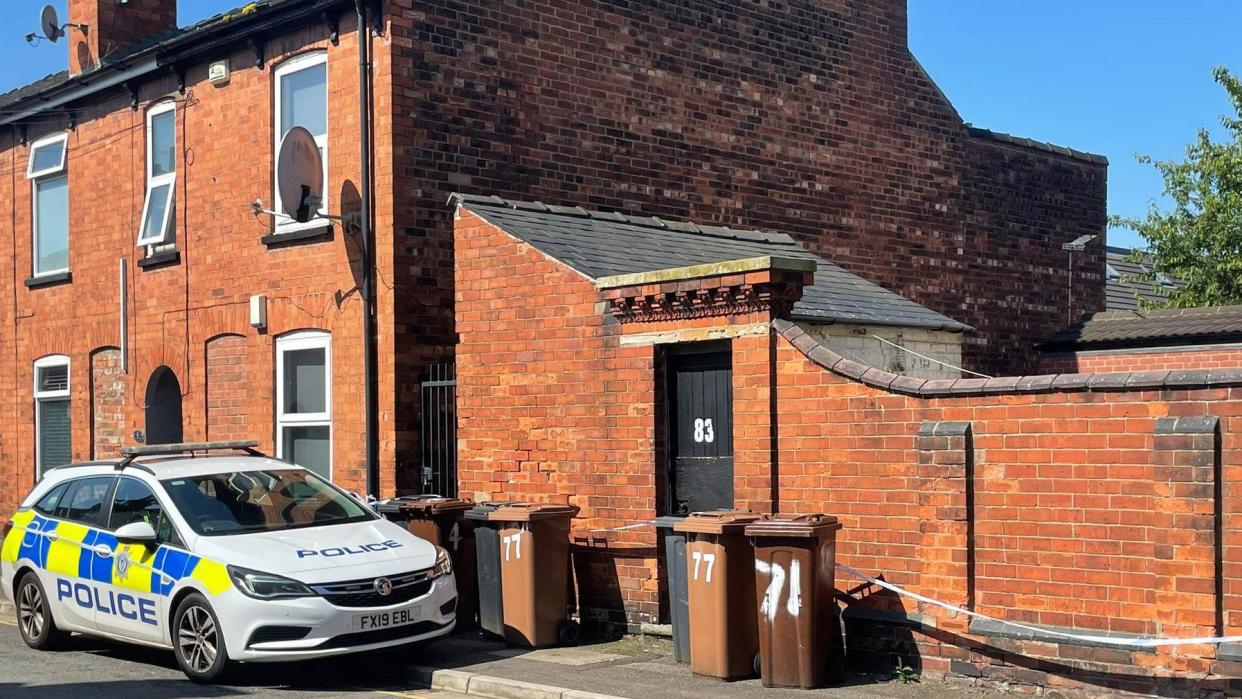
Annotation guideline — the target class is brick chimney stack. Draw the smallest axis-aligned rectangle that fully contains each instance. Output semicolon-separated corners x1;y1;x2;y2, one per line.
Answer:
68;0;177;75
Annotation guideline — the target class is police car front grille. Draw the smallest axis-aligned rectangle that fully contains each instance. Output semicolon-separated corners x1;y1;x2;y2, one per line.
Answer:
312;568;436;609
321;619;451;648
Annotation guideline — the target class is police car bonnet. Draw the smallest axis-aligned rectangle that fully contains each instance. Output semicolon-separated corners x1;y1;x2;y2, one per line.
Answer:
190;518;438;578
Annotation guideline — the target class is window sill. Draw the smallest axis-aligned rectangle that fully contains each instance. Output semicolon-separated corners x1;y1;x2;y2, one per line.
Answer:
137;250;181;270
262;223;333;248
24;271;71;288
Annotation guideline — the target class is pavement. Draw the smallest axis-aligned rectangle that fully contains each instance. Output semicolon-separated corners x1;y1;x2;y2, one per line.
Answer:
0;599;994;698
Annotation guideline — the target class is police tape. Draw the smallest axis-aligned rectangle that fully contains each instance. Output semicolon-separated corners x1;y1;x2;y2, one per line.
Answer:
836;563;1242;648
588;521;656;534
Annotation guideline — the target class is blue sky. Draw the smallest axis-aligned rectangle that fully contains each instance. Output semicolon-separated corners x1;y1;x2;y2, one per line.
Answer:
3;1;1239;250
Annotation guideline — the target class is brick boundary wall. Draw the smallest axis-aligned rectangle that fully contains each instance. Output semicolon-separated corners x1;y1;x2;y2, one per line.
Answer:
455;209;1242;696
774;320;1242;696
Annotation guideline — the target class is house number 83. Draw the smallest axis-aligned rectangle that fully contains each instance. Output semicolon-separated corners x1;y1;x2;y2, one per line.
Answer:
693;418;715;444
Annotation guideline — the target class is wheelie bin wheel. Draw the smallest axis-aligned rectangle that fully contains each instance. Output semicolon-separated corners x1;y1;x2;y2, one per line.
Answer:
557;619;581;646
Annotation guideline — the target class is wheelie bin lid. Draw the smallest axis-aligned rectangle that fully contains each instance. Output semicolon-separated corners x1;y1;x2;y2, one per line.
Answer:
464;502;503;522
744;513;841;537
653;515;686;530
673;510;761;534
464;501;580;522
380;495;475;516
488;502;580;522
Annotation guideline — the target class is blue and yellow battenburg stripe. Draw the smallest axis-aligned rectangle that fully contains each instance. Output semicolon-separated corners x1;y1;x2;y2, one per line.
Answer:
2;511;231;596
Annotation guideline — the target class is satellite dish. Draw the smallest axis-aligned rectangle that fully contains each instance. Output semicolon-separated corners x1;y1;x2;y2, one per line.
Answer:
41;5;63;43
276;126;324;223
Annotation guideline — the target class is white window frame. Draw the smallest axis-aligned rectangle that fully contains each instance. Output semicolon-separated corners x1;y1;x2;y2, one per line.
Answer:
27;132;68;179
34;355;71;480
28;132;70;277
137;101;177;247
273;51;328;233
275;331;332;478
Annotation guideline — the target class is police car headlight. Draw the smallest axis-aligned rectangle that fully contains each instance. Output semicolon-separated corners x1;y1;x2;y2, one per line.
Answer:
430;547;452;578
227;565;315;600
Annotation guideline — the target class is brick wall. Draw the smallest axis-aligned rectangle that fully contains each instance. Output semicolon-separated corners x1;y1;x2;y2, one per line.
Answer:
773;324;1242;695
204;334;253;443
0;0;1109;508
0;12;396;512
1043;346;1242;374
389;0;1106;400
89;348;124;459
456;207;1242;695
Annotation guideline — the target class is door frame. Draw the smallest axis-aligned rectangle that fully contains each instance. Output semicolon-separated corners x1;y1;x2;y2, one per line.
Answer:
658;340;732;516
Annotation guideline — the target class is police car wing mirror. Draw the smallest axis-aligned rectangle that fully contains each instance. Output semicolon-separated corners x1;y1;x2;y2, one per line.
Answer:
115;521;158;545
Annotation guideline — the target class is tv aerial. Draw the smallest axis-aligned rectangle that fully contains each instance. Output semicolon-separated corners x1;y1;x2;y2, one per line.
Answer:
252;126;359;229
26;5;86;46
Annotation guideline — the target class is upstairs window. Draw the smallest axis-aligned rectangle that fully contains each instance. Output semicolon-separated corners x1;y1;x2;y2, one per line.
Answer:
34;355;71;479
27;133;69;277
137;101;176;249
273;52;328;231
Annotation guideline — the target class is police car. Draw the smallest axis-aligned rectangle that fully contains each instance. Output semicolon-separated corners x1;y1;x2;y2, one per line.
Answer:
0;441;457;682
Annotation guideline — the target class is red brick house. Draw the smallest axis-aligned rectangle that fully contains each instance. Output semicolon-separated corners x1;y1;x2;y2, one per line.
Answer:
0;1;1103;507
453;195;1242;696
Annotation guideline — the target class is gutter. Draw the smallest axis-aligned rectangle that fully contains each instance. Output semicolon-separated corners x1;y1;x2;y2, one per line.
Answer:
0;59;158;127
0;0;352;128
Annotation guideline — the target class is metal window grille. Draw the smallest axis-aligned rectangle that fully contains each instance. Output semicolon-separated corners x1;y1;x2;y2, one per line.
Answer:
420;363;457;496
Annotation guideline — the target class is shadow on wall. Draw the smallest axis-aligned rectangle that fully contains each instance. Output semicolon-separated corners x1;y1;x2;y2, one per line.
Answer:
571;539;656;638
838;587;922;678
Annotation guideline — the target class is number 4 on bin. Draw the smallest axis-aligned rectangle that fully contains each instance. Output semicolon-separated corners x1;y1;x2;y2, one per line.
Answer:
691;551;716;582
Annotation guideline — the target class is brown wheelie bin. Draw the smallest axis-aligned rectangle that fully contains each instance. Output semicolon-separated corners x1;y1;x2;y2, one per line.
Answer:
674;511;763;680
745;514;843;689
378;496;478;627
489;502;580;647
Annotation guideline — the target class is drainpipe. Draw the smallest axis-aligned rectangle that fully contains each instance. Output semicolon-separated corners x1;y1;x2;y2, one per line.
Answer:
356;0;379;498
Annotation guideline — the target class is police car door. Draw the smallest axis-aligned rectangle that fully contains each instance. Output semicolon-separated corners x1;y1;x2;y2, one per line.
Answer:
46;476;117;632
94;477;171;643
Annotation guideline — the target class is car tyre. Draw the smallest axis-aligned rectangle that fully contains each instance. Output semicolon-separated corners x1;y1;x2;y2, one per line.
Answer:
173;592;232;683
15;572;68;650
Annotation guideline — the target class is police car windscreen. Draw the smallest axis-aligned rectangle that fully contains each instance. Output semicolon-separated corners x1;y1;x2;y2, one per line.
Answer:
160;469;373;536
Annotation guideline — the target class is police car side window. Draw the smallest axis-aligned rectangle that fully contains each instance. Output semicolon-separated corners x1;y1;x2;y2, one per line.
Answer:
110;478;179;545
32;482;69;516
62;476;116;528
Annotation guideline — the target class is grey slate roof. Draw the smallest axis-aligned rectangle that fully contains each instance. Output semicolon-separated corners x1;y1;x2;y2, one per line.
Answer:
1105;246;1184;311
1039;305;1242;350
452;194;973;333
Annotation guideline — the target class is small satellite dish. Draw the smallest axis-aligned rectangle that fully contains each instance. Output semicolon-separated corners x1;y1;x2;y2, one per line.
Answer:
40;5;63;43
276;126;324;223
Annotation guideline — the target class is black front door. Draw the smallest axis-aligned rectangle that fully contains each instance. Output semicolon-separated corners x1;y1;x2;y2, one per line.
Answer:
145;366;184;445
668;350;733;515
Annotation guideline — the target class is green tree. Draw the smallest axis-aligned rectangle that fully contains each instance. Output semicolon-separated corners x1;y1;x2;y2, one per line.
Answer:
1112;67;1242;308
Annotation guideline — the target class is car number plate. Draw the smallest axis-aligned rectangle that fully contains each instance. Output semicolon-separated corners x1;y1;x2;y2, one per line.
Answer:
353;606;423;632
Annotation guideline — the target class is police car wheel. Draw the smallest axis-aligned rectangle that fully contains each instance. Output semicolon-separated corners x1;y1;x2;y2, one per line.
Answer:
173;594;231;683
15;572;67;650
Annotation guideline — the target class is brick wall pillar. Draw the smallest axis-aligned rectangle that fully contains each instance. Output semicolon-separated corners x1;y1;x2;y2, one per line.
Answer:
1153;416;1221;650
915;421;974;620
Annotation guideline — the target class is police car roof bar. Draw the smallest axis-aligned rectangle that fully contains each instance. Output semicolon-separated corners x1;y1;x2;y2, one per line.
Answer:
117;440;266;468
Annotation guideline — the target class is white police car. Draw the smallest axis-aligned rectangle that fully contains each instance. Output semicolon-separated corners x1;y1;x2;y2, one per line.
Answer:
0;441;457;682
